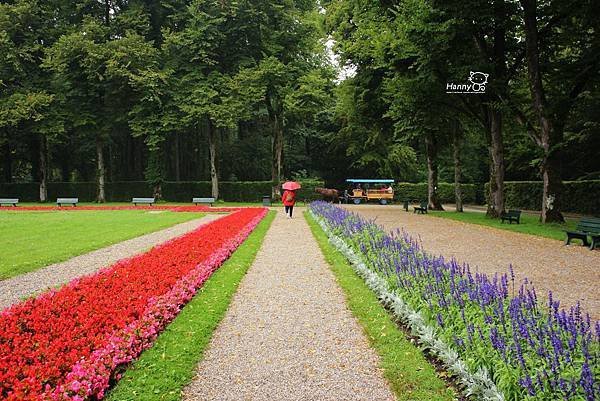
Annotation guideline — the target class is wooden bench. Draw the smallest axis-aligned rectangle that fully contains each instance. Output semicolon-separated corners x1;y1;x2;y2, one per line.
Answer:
565;217;600;250
132;197;155;206
193;197;216;206
0;198;19;207
57;198;78;207
501;209;521;224
414;201;428;214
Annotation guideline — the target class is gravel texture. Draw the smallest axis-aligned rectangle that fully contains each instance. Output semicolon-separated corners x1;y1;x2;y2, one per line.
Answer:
183;209;395;401
348;205;600;321
0;214;222;310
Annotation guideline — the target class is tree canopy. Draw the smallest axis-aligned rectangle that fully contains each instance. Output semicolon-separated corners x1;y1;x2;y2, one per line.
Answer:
1;0;598;221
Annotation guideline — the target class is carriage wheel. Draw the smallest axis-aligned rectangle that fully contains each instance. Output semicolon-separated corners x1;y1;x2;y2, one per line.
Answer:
379;199;388;205
353;198;362;205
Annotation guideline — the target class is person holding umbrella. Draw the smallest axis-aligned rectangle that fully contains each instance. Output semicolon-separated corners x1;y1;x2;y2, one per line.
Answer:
281;181;301;218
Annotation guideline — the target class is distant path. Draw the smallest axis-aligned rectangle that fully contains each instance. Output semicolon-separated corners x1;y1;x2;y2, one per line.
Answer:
0;214;222;310
183;209;395;401
348;205;600;321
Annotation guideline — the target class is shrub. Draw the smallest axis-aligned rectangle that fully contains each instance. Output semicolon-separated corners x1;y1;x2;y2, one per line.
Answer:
393;182;480;204
0;180;325;203
483;180;600;216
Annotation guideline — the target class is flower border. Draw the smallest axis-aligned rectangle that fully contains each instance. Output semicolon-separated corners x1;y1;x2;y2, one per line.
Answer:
309;209;505;400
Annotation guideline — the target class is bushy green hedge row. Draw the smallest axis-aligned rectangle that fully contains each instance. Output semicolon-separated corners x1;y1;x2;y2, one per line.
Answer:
393;182;481;204
0;180;324;203
0;182;154;202
484;180;600;215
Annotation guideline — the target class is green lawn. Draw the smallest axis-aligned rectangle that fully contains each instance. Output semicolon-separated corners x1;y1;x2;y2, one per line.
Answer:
427;210;577;241
0;210;204;279
106;211;275;401
305;212;456;401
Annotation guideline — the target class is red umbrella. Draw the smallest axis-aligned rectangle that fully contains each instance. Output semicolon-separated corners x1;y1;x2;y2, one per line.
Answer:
282;181;301;191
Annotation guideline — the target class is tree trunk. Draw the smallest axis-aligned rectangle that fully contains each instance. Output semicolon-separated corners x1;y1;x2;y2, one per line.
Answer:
452;121;463;212
174;132;181;181
208;120;219;200
2;140;12;183
107;142;113;182
488;109;505;217
541;153;563;222
39;135;48;202
425;133;444;210
486;148;497;216
153;183;162;200
520;0;564;223
271;114;284;199
96;138;106;203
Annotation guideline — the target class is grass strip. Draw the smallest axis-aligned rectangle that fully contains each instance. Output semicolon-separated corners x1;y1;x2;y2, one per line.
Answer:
105;211;275;401
305;211;457;401
0;210;204;279
427;210;576;242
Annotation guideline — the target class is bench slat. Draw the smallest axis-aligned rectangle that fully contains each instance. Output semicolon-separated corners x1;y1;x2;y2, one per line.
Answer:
577;226;600;234
193;197;216;206
57;198;78;206
0;198;19;206
132;198;155;205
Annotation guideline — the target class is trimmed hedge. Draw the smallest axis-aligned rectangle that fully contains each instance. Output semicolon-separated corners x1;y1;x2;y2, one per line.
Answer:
484;180;600;216
0;182;153;202
393;182;480;204
0;180;324;203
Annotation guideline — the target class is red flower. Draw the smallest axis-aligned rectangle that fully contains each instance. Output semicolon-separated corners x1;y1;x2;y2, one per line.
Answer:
0;208;267;400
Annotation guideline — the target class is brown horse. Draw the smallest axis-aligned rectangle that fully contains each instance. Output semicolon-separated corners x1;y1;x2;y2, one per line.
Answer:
315;187;340;203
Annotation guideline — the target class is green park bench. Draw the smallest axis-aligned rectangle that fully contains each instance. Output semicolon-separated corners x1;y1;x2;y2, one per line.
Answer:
565;217;600;250
132;197;155;206
414;201;428;214
0;198;19;207
193;197;216;206
57;198;78;207
501;209;522;224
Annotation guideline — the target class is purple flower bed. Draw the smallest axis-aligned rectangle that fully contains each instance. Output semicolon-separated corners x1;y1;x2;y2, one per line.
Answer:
309;201;599;400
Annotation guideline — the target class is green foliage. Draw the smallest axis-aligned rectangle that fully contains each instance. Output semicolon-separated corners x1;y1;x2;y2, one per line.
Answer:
484;181;600;216
0;210;203;279
2;0;599;218
105;211;275;401
0;182;153;202
394;182;480;204
0;180;325;202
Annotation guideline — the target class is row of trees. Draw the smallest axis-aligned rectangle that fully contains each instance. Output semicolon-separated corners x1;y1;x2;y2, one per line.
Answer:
1;0;599;221
324;0;600;222
0;0;335;200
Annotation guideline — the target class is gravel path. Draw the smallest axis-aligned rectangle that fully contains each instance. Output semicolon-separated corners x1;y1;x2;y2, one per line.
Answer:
183;209;395;401
348;205;600;321
0;214;222;310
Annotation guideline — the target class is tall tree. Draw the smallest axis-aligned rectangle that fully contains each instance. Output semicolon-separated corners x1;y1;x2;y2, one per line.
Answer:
45;13;160;201
0;1;63;199
517;0;600;222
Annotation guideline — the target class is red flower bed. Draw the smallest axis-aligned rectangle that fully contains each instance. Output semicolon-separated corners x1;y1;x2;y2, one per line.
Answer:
0;208;266;400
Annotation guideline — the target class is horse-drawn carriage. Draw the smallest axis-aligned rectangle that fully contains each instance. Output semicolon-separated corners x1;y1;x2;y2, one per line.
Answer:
345;179;394;205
